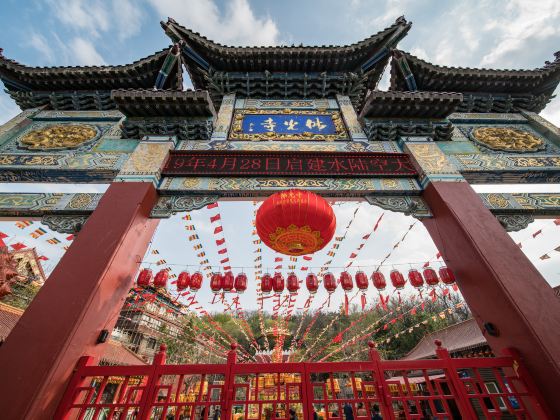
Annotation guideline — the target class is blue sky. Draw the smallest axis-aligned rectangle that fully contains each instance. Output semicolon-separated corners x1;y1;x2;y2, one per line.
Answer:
0;1;559;312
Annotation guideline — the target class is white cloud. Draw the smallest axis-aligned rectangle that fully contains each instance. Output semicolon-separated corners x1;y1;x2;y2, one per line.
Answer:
47;0;110;38
147;0;280;46
28;33;55;63
69;37;106;65
0;92;20;125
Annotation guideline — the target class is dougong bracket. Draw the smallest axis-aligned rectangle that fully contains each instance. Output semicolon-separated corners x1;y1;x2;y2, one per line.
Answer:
364;195;431;219
150;195;221;218
496;214;535;232
41;215;89;234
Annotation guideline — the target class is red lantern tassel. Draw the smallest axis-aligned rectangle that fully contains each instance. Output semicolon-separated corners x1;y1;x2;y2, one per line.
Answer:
344;294;349;316
361;294;366;310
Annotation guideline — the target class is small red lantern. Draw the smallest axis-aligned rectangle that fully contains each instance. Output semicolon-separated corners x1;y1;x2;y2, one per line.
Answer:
340;271;353;291
256;189;336;256
355;271;369;290
190;272;203;291
137;268;152;287
261;273;273;294
439;267;456;284
272;272;285;294
287;273;299;294
423;267;439;286
323;272;337;293
235;273;247;294
306;273;319;294
371;271;386;291
177;271;190;291
222;271;234;292
390;269;405;290
210;273;223;294
154;270;168;288
408;269;424;289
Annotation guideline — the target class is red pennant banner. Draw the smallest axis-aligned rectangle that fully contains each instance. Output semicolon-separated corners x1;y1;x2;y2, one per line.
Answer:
216;238;225;246
214;226;223;234
274;257;283;262
207;203;218;209
10;242;27;250
218;248;227;254
220;257;229;264
210;214;221;223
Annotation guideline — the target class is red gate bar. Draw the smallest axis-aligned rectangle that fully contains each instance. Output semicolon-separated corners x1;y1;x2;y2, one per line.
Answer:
162;151;417;177
54;341;552;420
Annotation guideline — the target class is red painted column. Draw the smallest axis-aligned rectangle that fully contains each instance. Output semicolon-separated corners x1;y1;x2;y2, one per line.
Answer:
0;182;159;420
422;181;560;415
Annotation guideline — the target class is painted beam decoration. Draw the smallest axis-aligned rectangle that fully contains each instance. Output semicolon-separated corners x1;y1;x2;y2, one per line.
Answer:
163;151;416;177
228;109;349;141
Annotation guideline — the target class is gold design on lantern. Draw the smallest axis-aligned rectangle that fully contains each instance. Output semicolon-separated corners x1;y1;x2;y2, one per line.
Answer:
269;224;324;256
472;127;545;152
20;124;97;150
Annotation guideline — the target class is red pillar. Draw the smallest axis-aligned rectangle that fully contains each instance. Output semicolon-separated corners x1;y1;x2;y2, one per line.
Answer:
0;182;159;420
422;181;560;415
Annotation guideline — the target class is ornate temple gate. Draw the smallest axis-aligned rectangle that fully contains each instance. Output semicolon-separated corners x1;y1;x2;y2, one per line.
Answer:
55;343;548;419
0;15;560;420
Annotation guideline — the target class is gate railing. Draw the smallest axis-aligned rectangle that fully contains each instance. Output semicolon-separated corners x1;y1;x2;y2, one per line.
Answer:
55;341;553;420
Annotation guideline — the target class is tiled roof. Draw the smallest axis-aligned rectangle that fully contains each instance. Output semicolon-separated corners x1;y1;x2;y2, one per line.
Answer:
100;340;146;365
0;302;23;340
405;318;487;360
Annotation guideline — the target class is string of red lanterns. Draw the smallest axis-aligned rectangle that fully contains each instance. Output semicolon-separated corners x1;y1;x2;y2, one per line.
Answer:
135;266;457;293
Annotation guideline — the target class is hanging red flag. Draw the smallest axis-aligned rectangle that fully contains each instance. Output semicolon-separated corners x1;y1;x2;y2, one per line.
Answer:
66;234;75;241
554;218;560;226
223;266;231;270
349;252;358;259
436;252;442;259
38;255;49;261
0;232;8;239
332;332;343;343
274;257;283;262
214;226;223;235
274;265;282;269
532;229;542;238
423;261;429;268
220;257;229;264
373;213;384;231
216;238;225;246
362;233;371;240
207;203;218;209
210;214;221;223
218;248;227;254
303;256;312;261
10;242;27;250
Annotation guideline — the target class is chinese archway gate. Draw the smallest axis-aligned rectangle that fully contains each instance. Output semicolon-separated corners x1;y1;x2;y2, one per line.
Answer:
0;15;559;420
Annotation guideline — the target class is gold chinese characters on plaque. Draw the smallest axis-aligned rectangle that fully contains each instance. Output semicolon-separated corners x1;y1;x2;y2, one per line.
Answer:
471;127;545;152
19;124;98;150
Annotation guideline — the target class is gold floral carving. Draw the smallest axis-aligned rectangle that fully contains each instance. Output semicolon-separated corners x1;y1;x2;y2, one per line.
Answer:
486;193;509;209
120;143;171;175
472;127;545;152
20;124;97;150
406;143;459;175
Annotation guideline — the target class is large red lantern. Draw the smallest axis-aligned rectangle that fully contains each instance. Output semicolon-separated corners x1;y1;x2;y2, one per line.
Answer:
355;271;369;290
261;273;273;294
222;271;234;292
340;271;353;291
439;267;456;284
177;271;190;291
256;189;336;256
390;269;405;290
235;273;247;294
137;269;152;287
408;269;424;289
323;272;337;293
306;273;319;294
423;267;439;286
371;271;386;291
287;273;299;294
190;271;203;291
210;273;223;294
154;270;168;288
272;272;285;294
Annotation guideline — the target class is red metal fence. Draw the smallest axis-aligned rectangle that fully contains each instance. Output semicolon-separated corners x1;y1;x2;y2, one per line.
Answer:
55;341;552;420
